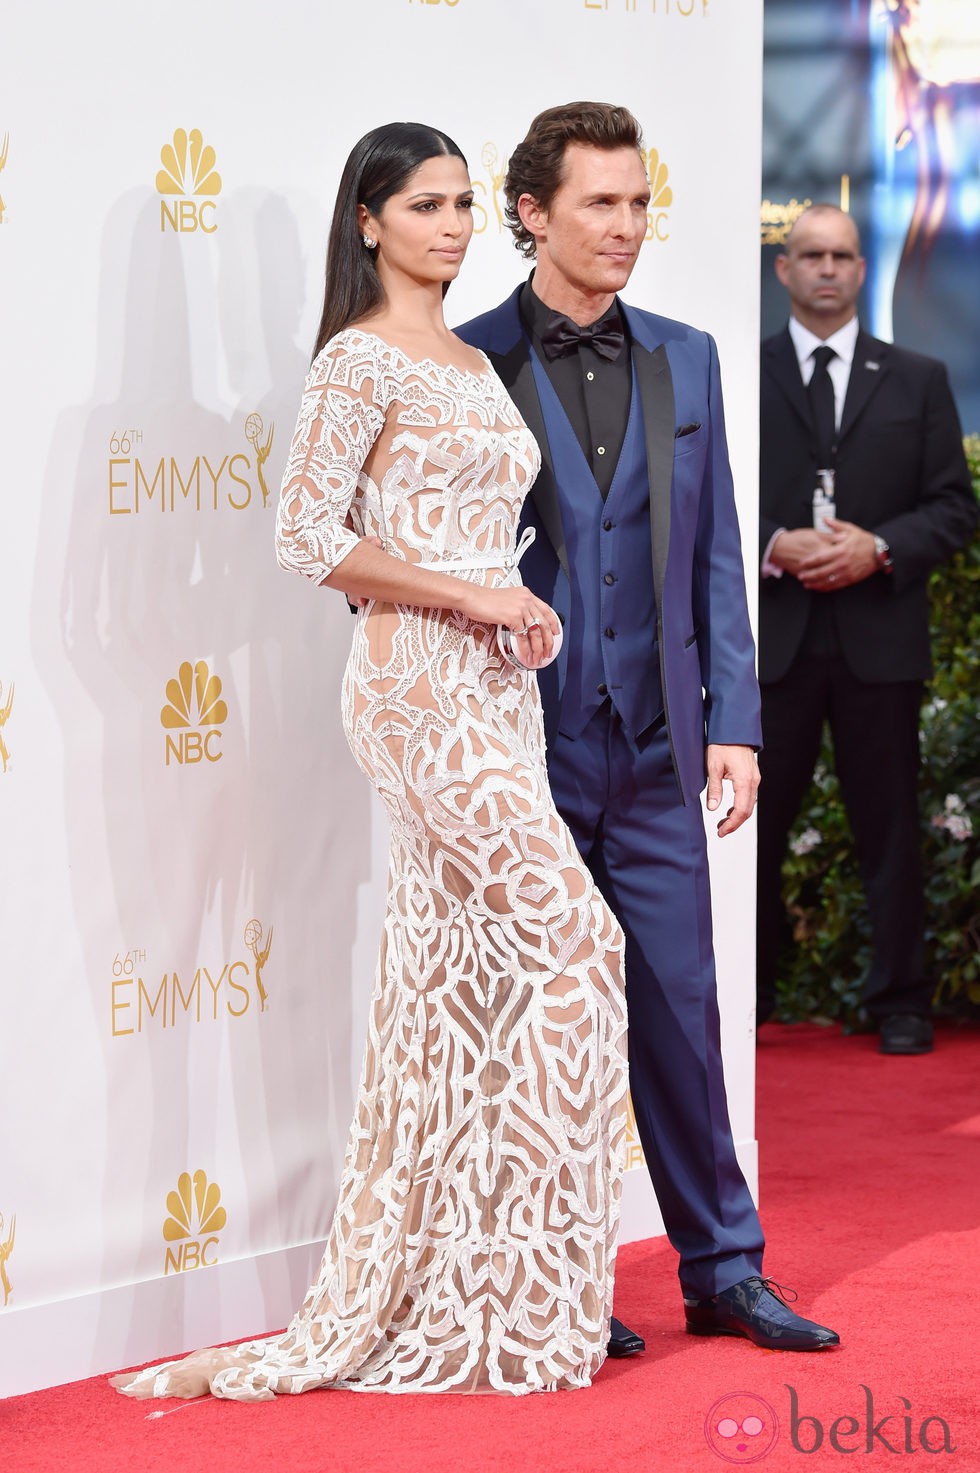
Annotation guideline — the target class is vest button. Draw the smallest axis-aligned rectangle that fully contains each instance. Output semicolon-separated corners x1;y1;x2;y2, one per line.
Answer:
597;683;608;695
603;572;616;585
604;627;616;639
603;519;614;531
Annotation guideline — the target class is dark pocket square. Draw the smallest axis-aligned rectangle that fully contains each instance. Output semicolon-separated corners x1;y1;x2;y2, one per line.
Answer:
675;422;701;438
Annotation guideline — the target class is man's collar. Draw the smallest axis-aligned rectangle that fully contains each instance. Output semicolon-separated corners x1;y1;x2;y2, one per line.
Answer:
788;314;860;368
520;274;624;339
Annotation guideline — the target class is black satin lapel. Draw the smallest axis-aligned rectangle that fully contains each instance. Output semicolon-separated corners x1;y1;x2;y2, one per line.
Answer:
491;340;568;576
765;331;811;432
632;342;674;605
839;336;890;443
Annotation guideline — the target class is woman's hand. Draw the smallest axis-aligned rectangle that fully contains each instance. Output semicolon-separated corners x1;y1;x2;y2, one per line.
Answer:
462;584;561;668
329;538;560;667
348;536;385;607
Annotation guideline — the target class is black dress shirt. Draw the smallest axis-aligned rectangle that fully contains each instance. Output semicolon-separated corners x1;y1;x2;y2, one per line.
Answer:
519;280;632;499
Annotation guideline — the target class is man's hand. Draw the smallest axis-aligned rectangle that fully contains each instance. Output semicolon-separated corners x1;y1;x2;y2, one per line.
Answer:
768;527;827;577
796;518;878;592
705;744;760;837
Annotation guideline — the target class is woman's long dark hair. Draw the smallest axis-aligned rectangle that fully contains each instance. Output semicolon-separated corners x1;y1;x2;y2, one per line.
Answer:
312;122;468;360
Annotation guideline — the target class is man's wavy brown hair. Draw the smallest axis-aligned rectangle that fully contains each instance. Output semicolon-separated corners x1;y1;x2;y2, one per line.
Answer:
503;101;644;259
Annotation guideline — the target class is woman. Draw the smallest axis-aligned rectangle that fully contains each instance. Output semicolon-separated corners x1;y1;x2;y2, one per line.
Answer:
113;122;627;1401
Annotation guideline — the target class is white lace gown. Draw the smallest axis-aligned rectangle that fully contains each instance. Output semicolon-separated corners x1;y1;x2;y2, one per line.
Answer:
114;329;628;1400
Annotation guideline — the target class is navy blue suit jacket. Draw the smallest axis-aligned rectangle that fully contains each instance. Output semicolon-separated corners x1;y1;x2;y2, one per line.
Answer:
459;287;762;805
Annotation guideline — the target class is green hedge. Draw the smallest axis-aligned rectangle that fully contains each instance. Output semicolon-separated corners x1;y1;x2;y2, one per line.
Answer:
772;435;980;1023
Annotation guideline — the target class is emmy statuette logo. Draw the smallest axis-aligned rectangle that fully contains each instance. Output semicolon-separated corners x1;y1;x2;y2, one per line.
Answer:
0;681;13;773
108;415;270;515
0;132;9;225
645;148;672;242
161;660;227;766
110;921;273;1036
244;918;273;1011
157;128;222;234
0;1212;15;1306
163;1171;226;1274
244;414;275;507
477;142;507;234
624;1091;646;1171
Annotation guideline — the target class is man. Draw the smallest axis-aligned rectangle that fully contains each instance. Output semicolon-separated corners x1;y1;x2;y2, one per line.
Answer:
460;102;837;1354
758;204;976;1055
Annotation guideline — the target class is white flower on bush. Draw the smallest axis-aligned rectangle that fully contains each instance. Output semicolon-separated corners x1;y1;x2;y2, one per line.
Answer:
944;793;965;815
813;763;832;792
791;826;822;856
931;807;973;841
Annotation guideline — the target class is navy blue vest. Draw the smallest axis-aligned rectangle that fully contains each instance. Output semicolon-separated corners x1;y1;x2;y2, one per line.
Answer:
530;352;663;740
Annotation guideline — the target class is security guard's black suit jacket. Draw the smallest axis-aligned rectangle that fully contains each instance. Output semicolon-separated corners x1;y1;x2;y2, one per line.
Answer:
759;325;976;686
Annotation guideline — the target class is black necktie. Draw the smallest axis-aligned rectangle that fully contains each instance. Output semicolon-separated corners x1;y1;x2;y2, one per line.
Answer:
808;345;837;467
540;311;626;362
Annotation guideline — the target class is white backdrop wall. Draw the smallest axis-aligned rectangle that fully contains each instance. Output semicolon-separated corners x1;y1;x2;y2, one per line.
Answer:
0;0;763;1397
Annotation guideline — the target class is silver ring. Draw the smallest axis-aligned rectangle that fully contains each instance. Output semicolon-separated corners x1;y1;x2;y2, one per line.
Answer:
828;574;837;583
517;626;530;636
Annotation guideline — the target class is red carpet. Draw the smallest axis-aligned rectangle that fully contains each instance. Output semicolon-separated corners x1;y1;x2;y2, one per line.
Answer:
6;1022;980;1472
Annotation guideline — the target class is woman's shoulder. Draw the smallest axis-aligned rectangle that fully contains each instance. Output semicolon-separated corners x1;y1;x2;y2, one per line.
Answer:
308;328;497;408
311;326;390;369
307;328;405;400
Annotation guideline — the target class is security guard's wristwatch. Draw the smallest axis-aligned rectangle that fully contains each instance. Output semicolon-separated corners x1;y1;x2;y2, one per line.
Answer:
873;535;894;574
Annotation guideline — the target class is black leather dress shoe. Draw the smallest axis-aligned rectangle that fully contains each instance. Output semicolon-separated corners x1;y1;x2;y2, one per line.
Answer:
607;1316;645;1357
684;1276;839;1351
879;1014;934;1055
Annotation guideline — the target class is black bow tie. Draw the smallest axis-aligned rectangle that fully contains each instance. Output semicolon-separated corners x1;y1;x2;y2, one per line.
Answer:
540;311;626;362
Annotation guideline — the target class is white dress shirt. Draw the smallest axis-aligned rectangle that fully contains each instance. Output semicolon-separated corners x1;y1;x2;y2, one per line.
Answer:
762;314;860;578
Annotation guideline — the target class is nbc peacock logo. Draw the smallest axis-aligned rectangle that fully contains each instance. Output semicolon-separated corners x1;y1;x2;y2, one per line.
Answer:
645;148;673;243
156;128;222;234
163;1170;226;1274
161;660;227;766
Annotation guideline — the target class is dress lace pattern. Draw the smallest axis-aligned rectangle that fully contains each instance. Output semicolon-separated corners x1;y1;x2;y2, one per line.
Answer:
113;330;628;1400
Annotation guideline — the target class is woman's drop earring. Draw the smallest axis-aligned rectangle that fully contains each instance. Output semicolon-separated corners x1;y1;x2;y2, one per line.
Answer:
363;235;377;250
